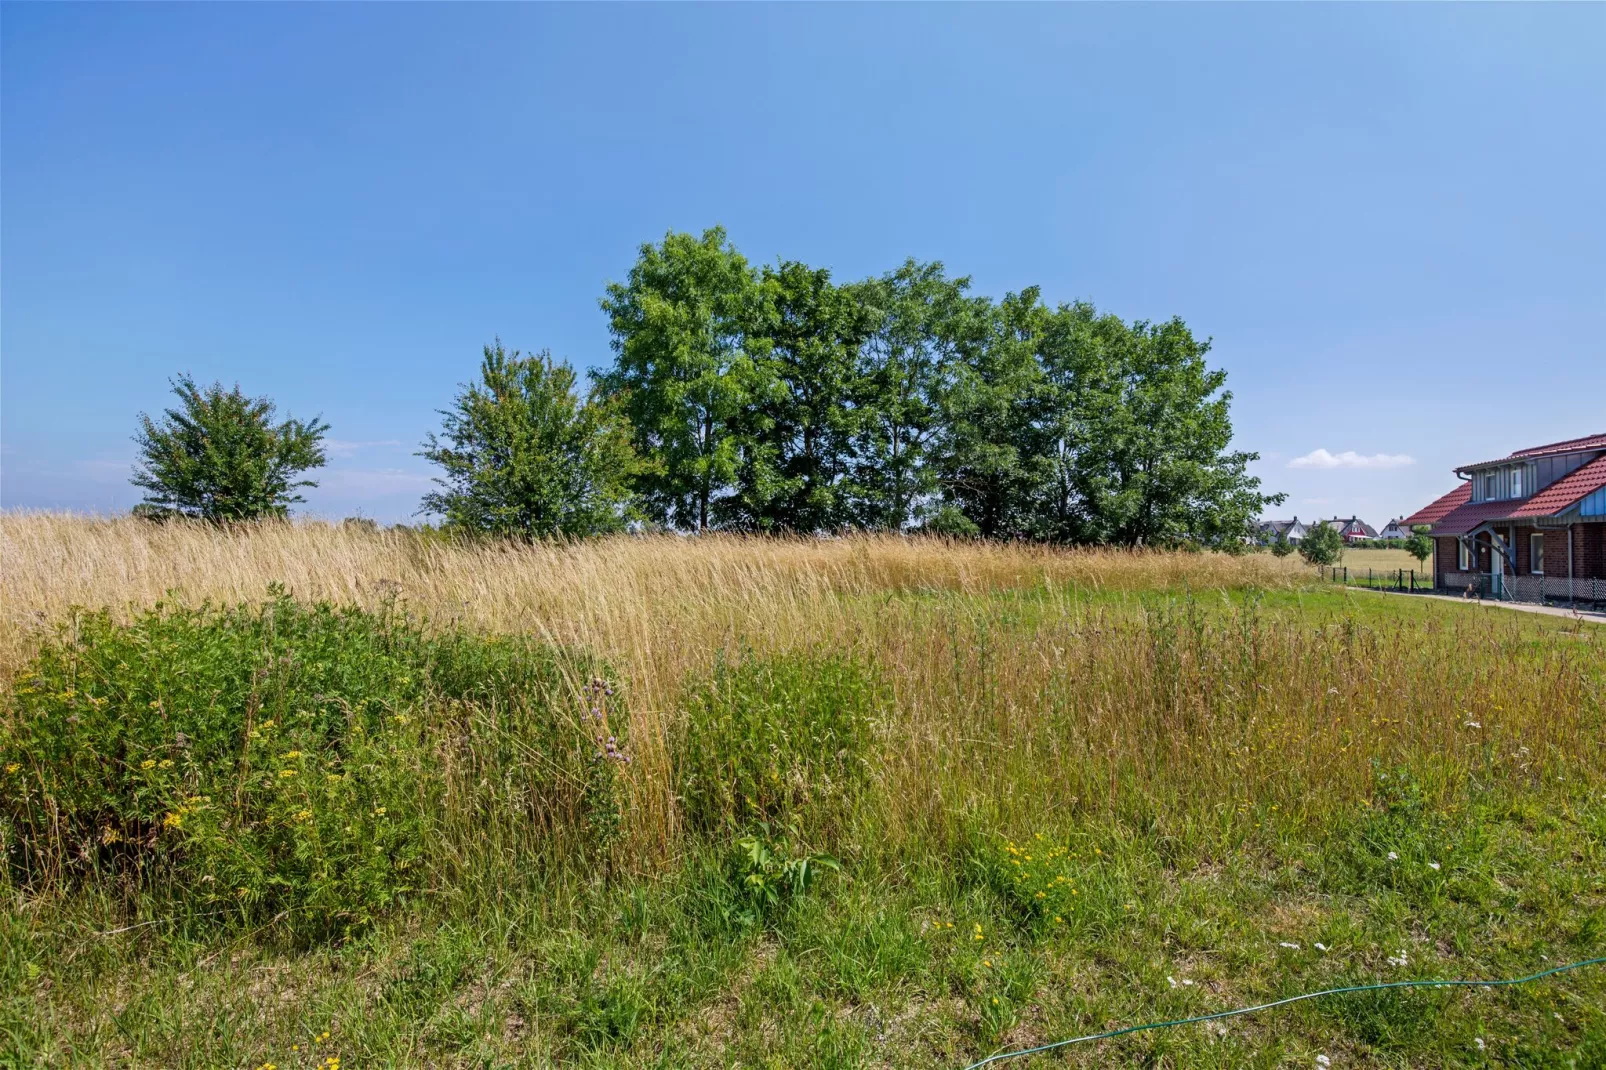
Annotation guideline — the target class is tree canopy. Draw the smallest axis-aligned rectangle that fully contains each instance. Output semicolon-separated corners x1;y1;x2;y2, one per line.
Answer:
420;343;637;539
132;375;327;522
591;229;1283;548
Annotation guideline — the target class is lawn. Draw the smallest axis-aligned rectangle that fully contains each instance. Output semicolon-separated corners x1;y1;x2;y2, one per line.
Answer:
2;516;1602;1068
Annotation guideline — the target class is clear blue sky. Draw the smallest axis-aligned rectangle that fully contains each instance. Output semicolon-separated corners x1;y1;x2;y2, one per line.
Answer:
4;3;1602;526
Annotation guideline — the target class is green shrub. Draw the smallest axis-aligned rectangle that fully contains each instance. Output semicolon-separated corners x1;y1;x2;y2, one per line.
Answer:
0;593;622;938
676;650;882;836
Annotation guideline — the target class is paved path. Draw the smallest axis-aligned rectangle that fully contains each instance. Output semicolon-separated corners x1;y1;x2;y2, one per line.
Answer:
1349;586;1606;625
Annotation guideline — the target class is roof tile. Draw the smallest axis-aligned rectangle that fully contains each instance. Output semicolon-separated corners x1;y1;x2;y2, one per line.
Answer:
1458;432;1606;471
1507;454;1606;518
1402;483;1470;528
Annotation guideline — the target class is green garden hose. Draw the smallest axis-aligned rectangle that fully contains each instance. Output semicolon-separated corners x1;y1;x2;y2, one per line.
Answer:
963;956;1606;1069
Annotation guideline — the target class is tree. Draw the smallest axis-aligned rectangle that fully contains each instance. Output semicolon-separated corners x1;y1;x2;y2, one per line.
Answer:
596;227;765;532
1025;306;1282;549
731;260;878;533
420;343;637;539
931;287;1046;539
850;260;975;531
132;375;327;521
1405;526;1434;570
1299;522;1344;566
1269;532;1296;558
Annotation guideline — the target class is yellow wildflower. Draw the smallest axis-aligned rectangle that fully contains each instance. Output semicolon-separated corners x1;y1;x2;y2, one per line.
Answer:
283;751;302;759
163;812;183;829
294;809;314;823
4;763;18;774
140;759;156;770
159;759;174;769
279;769;298;778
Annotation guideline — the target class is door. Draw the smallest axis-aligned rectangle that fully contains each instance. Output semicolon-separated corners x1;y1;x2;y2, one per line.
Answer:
1488;532;1503;596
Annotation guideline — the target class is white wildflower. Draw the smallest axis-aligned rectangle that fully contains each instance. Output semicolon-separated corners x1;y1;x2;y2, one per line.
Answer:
1428;861;1441;871
1387;949;1409;967
1316;1056;1331;1069
1474;1037;1485;1051
1314;942;1328;952
1167;976;1177;988
1386;851;1398;861
1279;942;1301;949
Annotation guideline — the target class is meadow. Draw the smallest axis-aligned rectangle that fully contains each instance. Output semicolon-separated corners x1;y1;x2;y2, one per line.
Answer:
2;514;1602;1069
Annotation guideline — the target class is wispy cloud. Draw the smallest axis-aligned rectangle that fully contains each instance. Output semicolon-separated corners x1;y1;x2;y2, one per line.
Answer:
1288;449;1415;470
324;439;404;459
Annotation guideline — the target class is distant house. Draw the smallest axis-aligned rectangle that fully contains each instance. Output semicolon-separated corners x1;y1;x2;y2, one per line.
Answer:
1402;432;1606;602
1257;516;1308;544
1323;516;1378;543
1376;517;1411;541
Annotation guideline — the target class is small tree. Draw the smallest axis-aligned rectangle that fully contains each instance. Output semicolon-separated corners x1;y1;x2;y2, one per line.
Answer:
420;342;638;539
1405;526;1434;570
132;375;328;521
1269;532;1295;558
1298;522;1344;566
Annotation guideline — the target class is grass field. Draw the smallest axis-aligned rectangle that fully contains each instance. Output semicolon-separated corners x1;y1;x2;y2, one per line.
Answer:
2;515;1603;1069
1329;548;1427;573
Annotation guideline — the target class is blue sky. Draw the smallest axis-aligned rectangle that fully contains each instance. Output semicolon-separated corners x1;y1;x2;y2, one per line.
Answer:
4;3;1602;526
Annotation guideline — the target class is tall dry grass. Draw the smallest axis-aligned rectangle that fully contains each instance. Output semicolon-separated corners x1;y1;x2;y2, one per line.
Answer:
3;512;1599;866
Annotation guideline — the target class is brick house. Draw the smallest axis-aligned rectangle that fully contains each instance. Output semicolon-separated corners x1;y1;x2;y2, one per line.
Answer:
1403;432;1606;602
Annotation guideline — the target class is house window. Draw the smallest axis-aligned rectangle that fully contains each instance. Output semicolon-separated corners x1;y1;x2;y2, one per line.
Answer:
1458;540;1471;571
1511;468;1523;497
1531;533;1544;575
1484;473;1498;500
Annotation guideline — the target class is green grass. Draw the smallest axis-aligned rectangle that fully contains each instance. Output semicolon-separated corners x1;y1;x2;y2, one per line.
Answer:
4;576;1603;1068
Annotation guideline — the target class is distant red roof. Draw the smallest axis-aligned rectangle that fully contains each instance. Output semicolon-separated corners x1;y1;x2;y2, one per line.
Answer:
1401;482;1470;528
1507;454;1606;518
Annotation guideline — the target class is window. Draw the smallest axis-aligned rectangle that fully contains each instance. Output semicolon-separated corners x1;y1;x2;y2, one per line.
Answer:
1531;533;1545;575
1459;540;1471;571
1484;473;1498;500
1511;468;1523;497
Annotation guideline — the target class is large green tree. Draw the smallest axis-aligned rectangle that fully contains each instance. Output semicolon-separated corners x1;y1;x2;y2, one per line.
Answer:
597;228;765;532
731;261;878;532
930;287;1049;538
131;375;328;521
849;260;977;531
1027;307;1281;549
419;343;637;539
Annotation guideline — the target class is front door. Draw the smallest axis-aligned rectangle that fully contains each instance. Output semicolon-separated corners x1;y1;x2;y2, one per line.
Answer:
1488;532;1503;596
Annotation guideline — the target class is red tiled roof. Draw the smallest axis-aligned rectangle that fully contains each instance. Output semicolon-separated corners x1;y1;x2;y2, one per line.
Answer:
1402;482;1470;528
1514;432;1606;458
1428;496;1528;537
1411;455;1606;536
1507;454;1606;518
1459;432;1606;471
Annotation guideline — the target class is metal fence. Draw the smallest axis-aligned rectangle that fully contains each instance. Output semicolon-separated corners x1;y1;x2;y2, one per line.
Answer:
1316;566;1428;592
1319;565;1606;607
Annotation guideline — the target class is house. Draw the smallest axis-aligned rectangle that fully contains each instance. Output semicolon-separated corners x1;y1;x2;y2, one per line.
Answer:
1256;516;1308;544
1376;517;1411;541
1323;516;1378;543
1402;432;1606;602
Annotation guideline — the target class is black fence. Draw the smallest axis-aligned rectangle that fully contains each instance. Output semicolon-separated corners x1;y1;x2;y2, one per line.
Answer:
1318;566;1606;609
1317;566;1428;592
